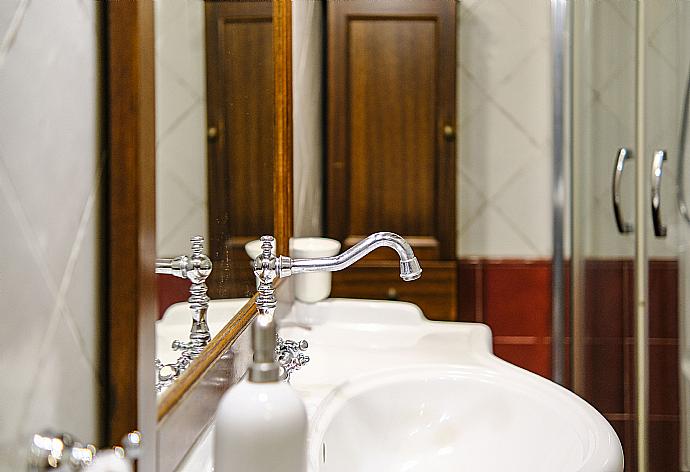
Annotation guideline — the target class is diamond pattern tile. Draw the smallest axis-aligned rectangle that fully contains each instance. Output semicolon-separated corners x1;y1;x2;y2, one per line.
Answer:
458;0;542;96
460;100;539;200
155;0;208;257
492;45;550;149
0;1;101;464
0;0;22;49
457;0;552;257
492;162;552;256
460;204;540;257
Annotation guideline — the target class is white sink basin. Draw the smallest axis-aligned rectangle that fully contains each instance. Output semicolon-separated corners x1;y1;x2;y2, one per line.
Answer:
175;299;623;472
311;365;622;472
283;299;623;472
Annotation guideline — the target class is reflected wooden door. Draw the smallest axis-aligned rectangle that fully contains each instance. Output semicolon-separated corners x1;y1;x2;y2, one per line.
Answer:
326;0;457;320
205;1;273;298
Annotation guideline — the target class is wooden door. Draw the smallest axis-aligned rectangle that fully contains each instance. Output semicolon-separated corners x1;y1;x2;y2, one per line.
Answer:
205;1;273;298
326;0;457;320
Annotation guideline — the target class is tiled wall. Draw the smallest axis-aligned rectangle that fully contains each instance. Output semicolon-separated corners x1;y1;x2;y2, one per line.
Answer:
457;0;553;258
0;1;102;469
155;0;208;258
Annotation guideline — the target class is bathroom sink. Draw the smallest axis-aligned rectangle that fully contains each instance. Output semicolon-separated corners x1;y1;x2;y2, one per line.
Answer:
310;365;623;472
281;299;623;472
176;299;623;472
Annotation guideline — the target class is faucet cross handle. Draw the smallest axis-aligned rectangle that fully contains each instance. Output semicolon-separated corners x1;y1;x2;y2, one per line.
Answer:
154;236;213;390
276;336;310;381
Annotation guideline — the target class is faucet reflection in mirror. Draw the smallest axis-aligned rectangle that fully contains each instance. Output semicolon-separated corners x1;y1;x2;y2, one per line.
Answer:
154;236;212;391
253;232;422;380
28;430;141;471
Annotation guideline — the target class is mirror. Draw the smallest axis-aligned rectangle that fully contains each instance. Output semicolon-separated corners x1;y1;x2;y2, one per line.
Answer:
154;0;275;394
105;2;292;467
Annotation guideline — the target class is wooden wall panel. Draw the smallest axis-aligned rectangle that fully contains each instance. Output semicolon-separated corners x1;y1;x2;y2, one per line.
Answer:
347;20;437;238
331;260;457;321
326;0;456;260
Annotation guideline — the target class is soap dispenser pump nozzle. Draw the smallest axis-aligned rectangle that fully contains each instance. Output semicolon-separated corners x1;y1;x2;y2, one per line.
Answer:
249;314;280;383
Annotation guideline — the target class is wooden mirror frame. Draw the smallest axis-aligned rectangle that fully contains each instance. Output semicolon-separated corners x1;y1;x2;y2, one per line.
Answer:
104;1;293;469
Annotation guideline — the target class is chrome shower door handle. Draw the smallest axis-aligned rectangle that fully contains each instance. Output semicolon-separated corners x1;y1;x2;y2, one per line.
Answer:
612;148;634;233
651;150;668;237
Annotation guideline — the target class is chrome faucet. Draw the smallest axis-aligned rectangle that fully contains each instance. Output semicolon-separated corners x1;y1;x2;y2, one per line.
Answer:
155;236;212;391
250;232;422;381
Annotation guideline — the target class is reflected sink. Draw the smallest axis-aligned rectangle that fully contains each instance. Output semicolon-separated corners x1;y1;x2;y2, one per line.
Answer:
156;298;249;365
311;365;623;472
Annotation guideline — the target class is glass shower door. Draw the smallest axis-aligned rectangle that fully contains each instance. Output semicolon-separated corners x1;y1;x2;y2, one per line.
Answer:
572;1;690;470
644;1;690;470
571;0;637;465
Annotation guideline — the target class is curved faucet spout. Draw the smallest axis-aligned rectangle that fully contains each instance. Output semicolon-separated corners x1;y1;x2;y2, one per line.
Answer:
288;232;422;281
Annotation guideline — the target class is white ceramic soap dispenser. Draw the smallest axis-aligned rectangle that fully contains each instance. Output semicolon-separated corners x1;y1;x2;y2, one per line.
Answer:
214;314;308;472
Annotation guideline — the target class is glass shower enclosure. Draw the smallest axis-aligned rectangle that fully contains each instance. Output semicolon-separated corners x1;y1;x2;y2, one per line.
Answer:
570;1;690;470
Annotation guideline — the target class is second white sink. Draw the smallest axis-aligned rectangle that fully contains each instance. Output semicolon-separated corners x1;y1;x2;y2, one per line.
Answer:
311;365;622;472
282;299;623;472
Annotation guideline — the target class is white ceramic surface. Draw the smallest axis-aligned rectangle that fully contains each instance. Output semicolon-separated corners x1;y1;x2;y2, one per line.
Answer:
177;299;623;472
312;366;621;471
283;300;622;472
290;237;341;303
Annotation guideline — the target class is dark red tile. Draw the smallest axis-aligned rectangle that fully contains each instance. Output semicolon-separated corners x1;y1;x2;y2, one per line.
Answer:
649;344;679;417
157;274;191;319
649;419;680;471
624;341;679;417
484;262;551;337
584;259;628;339
582;341;625;415
627;418;680;471
493;342;551;378
648;260;678;339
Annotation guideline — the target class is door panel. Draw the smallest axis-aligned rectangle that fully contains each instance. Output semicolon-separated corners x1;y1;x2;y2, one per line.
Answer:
205;1;274;298
326;0;457;317
326;0;456;261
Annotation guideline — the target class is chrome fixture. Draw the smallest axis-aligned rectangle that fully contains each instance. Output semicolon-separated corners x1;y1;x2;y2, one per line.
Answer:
28;430;141;470
612;148;635;234
651;150;668;238
155;235;212;391
250;232;421;381
276;337;310;381
676;63;690;224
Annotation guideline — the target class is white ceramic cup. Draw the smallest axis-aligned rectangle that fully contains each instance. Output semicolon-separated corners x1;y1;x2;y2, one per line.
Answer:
244;238;276;260
290;237;341;303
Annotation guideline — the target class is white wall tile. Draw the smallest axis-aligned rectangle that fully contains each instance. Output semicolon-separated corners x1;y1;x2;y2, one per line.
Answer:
0;0;22;45
155;0;208;257
460;204;541;257
0;0;99;284
0;0;101;467
457;0;552;258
